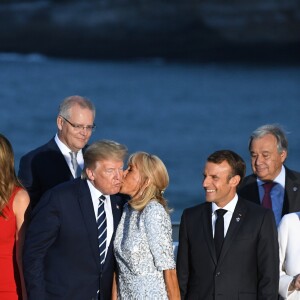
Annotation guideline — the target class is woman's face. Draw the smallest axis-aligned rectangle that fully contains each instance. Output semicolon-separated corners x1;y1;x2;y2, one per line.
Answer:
120;163;141;197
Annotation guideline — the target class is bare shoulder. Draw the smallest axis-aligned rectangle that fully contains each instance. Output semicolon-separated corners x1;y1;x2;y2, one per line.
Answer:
13;188;30;212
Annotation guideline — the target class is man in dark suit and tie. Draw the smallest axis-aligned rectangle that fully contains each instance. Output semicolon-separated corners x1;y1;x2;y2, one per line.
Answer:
18;95;96;208
238;124;300;226
177;150;279;300
23;140;128;300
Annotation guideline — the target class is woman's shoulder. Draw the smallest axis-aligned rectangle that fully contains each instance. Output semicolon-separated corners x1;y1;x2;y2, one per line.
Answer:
281;212;300;223
143;199;169;218
145;199;164;210
13;188;30;213
279;212;300;230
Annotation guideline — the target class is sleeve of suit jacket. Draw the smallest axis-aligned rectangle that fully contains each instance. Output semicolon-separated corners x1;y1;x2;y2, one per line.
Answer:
257;208;280;299
176;209;189;299
23;189;60;299
18;152;42;208
18;153;34;193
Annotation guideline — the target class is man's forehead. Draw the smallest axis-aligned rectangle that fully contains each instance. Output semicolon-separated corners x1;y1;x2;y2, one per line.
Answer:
204;161;231;173
96;159;123;168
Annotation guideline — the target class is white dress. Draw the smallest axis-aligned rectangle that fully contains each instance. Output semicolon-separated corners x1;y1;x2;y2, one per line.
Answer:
114;200;176;300
278;212;300;300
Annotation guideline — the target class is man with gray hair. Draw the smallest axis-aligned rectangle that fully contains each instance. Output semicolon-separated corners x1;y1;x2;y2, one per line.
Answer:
238;124;300;225
23;140;128;300
18;95;96;208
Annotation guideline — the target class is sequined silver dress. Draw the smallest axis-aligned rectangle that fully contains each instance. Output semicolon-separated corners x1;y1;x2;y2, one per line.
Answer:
114;200;176;300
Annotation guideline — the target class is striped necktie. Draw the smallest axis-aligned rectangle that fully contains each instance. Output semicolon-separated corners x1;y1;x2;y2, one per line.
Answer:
97;195;107;265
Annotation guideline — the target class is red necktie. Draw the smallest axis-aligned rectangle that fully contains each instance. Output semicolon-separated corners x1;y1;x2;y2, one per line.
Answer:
262;182;276;209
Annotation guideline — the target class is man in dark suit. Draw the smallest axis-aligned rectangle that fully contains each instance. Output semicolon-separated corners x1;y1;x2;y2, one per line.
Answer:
177;150;279;300
238;124;300;226
18;95;96;208
23;140;128;300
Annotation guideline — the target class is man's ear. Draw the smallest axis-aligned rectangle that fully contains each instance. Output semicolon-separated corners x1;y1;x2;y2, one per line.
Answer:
57;116;63;130
229;175;241;188
86;168;95;181
280;150;287;163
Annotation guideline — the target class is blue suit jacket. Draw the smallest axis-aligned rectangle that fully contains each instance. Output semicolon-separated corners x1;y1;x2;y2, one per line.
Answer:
23;178;127;300
18;137;87;208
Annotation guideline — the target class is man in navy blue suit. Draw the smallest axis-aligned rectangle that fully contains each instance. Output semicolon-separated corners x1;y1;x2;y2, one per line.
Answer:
18;95;96;208
23;140;128;300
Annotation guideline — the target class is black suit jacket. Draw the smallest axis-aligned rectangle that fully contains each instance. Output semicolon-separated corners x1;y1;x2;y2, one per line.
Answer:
238;166;300;217
18;137;87;208
177;198;279;300
23;178;126;300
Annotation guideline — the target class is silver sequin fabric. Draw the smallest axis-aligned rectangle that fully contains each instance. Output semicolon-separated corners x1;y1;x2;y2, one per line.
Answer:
114;200;176;300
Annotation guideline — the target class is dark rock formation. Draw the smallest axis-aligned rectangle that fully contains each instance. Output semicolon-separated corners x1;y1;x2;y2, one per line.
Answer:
0;0;299;62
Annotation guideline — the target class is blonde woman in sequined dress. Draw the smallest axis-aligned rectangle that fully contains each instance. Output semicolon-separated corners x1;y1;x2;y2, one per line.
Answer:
113;152;180;300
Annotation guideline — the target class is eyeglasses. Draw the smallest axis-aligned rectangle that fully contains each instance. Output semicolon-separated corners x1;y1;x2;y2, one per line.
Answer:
60;116;96;132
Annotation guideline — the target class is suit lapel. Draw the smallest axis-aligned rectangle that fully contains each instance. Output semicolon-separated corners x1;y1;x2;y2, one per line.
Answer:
218;198;247;264
283;167;300;215
48;137;74;180
202;203;218;265
77;179;101;271
110;195;122;234
240;175;260;205
101;195;123;271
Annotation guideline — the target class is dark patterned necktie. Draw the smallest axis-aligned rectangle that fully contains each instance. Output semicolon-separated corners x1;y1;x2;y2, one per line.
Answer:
214;209;227;260
97;195;107;265
262;182;277;209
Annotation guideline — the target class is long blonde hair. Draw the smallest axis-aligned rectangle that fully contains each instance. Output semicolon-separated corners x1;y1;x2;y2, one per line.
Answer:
0;134;22;218
128;152;170;212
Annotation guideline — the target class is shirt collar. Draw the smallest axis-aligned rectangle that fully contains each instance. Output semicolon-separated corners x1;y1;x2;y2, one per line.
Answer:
212;193;238;215
54;133;83;157
87;180;107;200
257;165;286;188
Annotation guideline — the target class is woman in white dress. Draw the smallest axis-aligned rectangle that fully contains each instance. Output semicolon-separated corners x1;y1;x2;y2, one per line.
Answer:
113;152;180;300
278;212;300;299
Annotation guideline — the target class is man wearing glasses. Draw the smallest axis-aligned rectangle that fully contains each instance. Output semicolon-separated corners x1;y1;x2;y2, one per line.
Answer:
18;95;96;208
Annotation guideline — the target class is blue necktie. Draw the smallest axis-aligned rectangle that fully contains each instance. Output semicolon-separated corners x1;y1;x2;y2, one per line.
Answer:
97;195;107;265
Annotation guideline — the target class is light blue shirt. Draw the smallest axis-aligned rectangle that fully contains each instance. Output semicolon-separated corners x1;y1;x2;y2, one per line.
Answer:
257;166;285;226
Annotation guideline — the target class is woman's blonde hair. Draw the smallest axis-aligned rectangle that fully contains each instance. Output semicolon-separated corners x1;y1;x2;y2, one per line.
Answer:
128;152;170;212
0;134;22;218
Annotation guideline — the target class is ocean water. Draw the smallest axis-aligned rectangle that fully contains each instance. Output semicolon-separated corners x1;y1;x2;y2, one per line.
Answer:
1;53;300;222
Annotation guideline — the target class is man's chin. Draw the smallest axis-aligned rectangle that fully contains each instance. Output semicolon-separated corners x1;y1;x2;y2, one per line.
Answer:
255;172;270;181
205;198;214;203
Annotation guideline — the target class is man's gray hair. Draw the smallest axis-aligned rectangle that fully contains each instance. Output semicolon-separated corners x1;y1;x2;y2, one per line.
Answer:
249;124;288;154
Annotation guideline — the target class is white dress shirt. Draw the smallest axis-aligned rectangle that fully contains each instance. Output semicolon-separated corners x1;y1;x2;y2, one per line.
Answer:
87;180;114;259
257;166;285;226
54;134;84;178
212;194;238;238
278;212;300;299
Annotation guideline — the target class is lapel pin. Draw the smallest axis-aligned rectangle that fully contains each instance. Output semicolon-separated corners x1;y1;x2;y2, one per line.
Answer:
293;187;298;192
236;213;242;222
116;205;119;209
